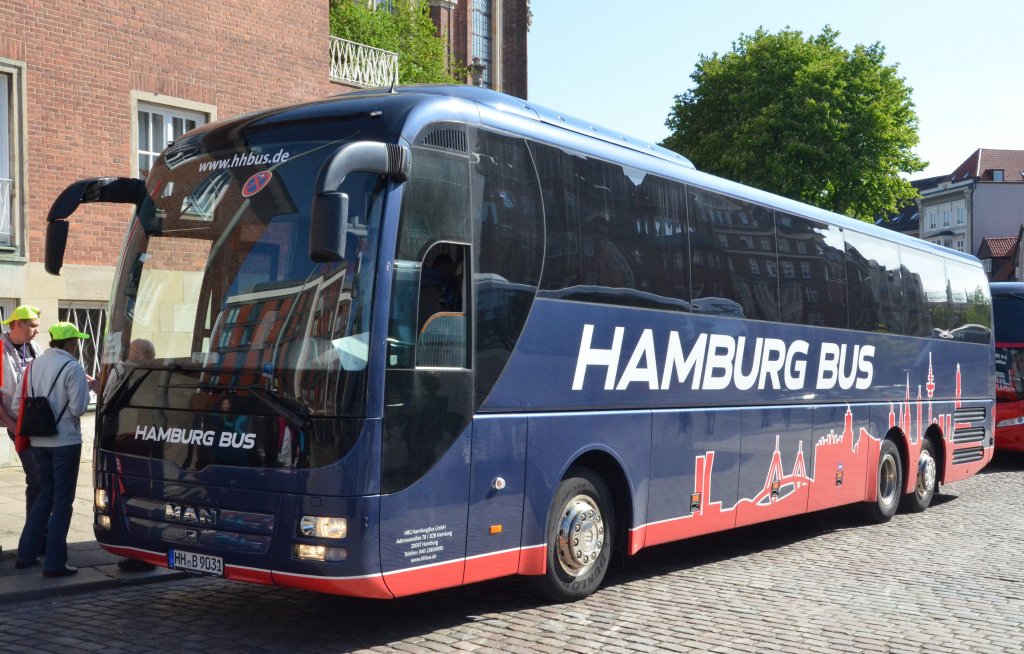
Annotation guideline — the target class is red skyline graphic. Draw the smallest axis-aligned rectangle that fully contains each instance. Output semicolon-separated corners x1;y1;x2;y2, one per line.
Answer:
635;355;976;552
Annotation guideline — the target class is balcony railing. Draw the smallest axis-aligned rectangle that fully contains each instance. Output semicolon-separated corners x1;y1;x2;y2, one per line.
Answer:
0;178;11;246
330;36;399;88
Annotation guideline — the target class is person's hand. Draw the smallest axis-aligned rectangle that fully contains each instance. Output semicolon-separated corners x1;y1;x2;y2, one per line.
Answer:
86;374;99;393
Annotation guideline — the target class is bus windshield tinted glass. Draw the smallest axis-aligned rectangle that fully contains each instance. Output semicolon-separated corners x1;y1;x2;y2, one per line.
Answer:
104;139;386;419
994;290;1024;402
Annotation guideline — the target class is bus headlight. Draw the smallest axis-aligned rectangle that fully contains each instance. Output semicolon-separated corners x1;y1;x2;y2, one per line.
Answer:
299;516;347;539
294;544;347;562
96;514;112;530
997;416;1024;428
95;489;110;512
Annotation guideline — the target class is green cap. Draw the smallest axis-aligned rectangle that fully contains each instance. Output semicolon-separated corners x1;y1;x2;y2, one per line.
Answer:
2;305;41;325
49;322;90;341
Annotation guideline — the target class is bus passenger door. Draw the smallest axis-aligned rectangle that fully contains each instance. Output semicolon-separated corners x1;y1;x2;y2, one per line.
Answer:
379;243;473;597
465;416;527;584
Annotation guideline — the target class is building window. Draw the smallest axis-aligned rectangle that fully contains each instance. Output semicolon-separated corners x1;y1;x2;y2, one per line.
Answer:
0;60;26;250
956;206;965;225
0;72;11;246
137;102;207;178
955;239;964;252
942;210;950;227
472;0;493;88
993;169;1005;182
59;302;108;390
927;209;937;230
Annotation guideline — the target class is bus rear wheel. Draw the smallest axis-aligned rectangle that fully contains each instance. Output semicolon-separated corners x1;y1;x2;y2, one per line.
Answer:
530;468;614;602
902;438;937;513
862;438;902;524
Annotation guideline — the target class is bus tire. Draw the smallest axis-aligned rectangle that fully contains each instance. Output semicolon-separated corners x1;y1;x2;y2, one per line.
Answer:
902;438;937;513
530;468;614;603
862;438;902;524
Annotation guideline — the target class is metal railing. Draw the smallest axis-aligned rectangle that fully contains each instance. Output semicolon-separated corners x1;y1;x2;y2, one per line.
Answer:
329;36;399;88
0;178;11;246
59;303;108;383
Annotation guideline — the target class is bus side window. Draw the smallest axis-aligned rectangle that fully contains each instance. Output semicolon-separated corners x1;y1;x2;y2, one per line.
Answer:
417;244;468;368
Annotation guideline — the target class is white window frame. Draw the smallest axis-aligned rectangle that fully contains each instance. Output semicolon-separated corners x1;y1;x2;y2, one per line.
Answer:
0;58;27;252
130;91;216;179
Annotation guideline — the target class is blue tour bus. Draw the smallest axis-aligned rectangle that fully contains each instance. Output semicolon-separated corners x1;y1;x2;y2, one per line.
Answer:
44;85;994;602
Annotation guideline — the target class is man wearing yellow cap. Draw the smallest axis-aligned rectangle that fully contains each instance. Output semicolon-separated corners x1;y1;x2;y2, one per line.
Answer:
13;321;92;577
1;305;43;520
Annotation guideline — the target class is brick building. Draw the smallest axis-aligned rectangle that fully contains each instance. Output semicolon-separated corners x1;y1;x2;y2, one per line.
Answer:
0;1;352;347
0;1;528;468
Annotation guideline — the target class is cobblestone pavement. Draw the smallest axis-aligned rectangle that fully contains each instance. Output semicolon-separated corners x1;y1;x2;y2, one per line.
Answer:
2;452;1022;654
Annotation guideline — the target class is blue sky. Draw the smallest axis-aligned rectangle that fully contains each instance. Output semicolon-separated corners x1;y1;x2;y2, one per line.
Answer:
527;1;1024;178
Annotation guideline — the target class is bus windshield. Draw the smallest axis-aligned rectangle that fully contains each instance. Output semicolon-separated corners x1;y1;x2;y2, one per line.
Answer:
993;287;1024;402
103;138;386;420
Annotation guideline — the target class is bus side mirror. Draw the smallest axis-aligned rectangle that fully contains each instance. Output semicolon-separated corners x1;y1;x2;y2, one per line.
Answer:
45;176;147;276
309;141;410;263
310;192;350;262
44;221;70;275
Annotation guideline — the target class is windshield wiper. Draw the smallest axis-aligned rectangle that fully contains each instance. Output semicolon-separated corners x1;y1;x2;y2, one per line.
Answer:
249;388;312;432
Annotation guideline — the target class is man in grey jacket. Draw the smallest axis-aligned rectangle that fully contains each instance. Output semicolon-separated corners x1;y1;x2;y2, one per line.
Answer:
13;322;92;577
1;305;42;520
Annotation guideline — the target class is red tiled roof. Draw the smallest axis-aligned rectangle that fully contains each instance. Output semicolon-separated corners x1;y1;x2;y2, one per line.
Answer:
949;149;1024;182
979;235;1019;258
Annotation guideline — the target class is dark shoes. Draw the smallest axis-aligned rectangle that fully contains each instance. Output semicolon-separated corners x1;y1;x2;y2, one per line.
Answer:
14;558;39;570
43;565;78;578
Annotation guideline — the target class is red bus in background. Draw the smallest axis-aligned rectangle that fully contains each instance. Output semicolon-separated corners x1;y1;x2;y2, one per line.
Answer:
992;282;1024;452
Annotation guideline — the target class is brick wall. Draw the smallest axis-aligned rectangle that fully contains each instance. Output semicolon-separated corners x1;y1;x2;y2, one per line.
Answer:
0;0;351;269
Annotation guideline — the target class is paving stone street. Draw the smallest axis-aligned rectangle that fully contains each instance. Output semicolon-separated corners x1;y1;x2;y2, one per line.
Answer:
1;451;1022;653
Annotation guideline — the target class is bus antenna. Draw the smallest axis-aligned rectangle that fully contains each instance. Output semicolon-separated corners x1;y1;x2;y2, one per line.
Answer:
389;65;398;94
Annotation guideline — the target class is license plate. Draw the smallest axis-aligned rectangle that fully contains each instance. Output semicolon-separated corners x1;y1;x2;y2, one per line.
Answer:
169;549;224;576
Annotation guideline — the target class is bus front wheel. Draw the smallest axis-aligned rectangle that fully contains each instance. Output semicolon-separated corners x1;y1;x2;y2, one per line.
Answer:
862;438;902;524
902;438;937;513
530;468;614;602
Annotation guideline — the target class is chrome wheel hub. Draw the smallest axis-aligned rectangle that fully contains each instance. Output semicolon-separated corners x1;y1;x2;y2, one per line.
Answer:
917;449;936;497
879;453;899;507
556;495;605;577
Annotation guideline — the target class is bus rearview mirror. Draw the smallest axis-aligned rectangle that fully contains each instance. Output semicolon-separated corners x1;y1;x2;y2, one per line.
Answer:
45;176;147;276
44;220;70;275
309;192;350;262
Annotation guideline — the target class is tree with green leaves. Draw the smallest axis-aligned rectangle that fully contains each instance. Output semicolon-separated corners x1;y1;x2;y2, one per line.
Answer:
662;27;925;222
329;0;464;85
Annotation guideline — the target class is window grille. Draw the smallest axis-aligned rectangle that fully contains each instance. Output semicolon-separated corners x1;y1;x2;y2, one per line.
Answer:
58;303;107;380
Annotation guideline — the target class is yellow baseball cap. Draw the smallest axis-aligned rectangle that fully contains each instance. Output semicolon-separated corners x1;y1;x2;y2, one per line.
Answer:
2;305;41;325
49;321;90;340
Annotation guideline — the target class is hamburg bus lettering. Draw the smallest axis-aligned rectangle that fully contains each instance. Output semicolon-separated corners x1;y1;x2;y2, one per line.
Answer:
133;425;257;449
572;325;874;392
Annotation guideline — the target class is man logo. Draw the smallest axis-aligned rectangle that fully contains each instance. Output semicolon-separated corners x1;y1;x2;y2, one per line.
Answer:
165;503;218;527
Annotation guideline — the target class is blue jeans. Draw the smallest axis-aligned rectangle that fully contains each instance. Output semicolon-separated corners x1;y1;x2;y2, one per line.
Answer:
8;430;42;518
17;444;82;570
